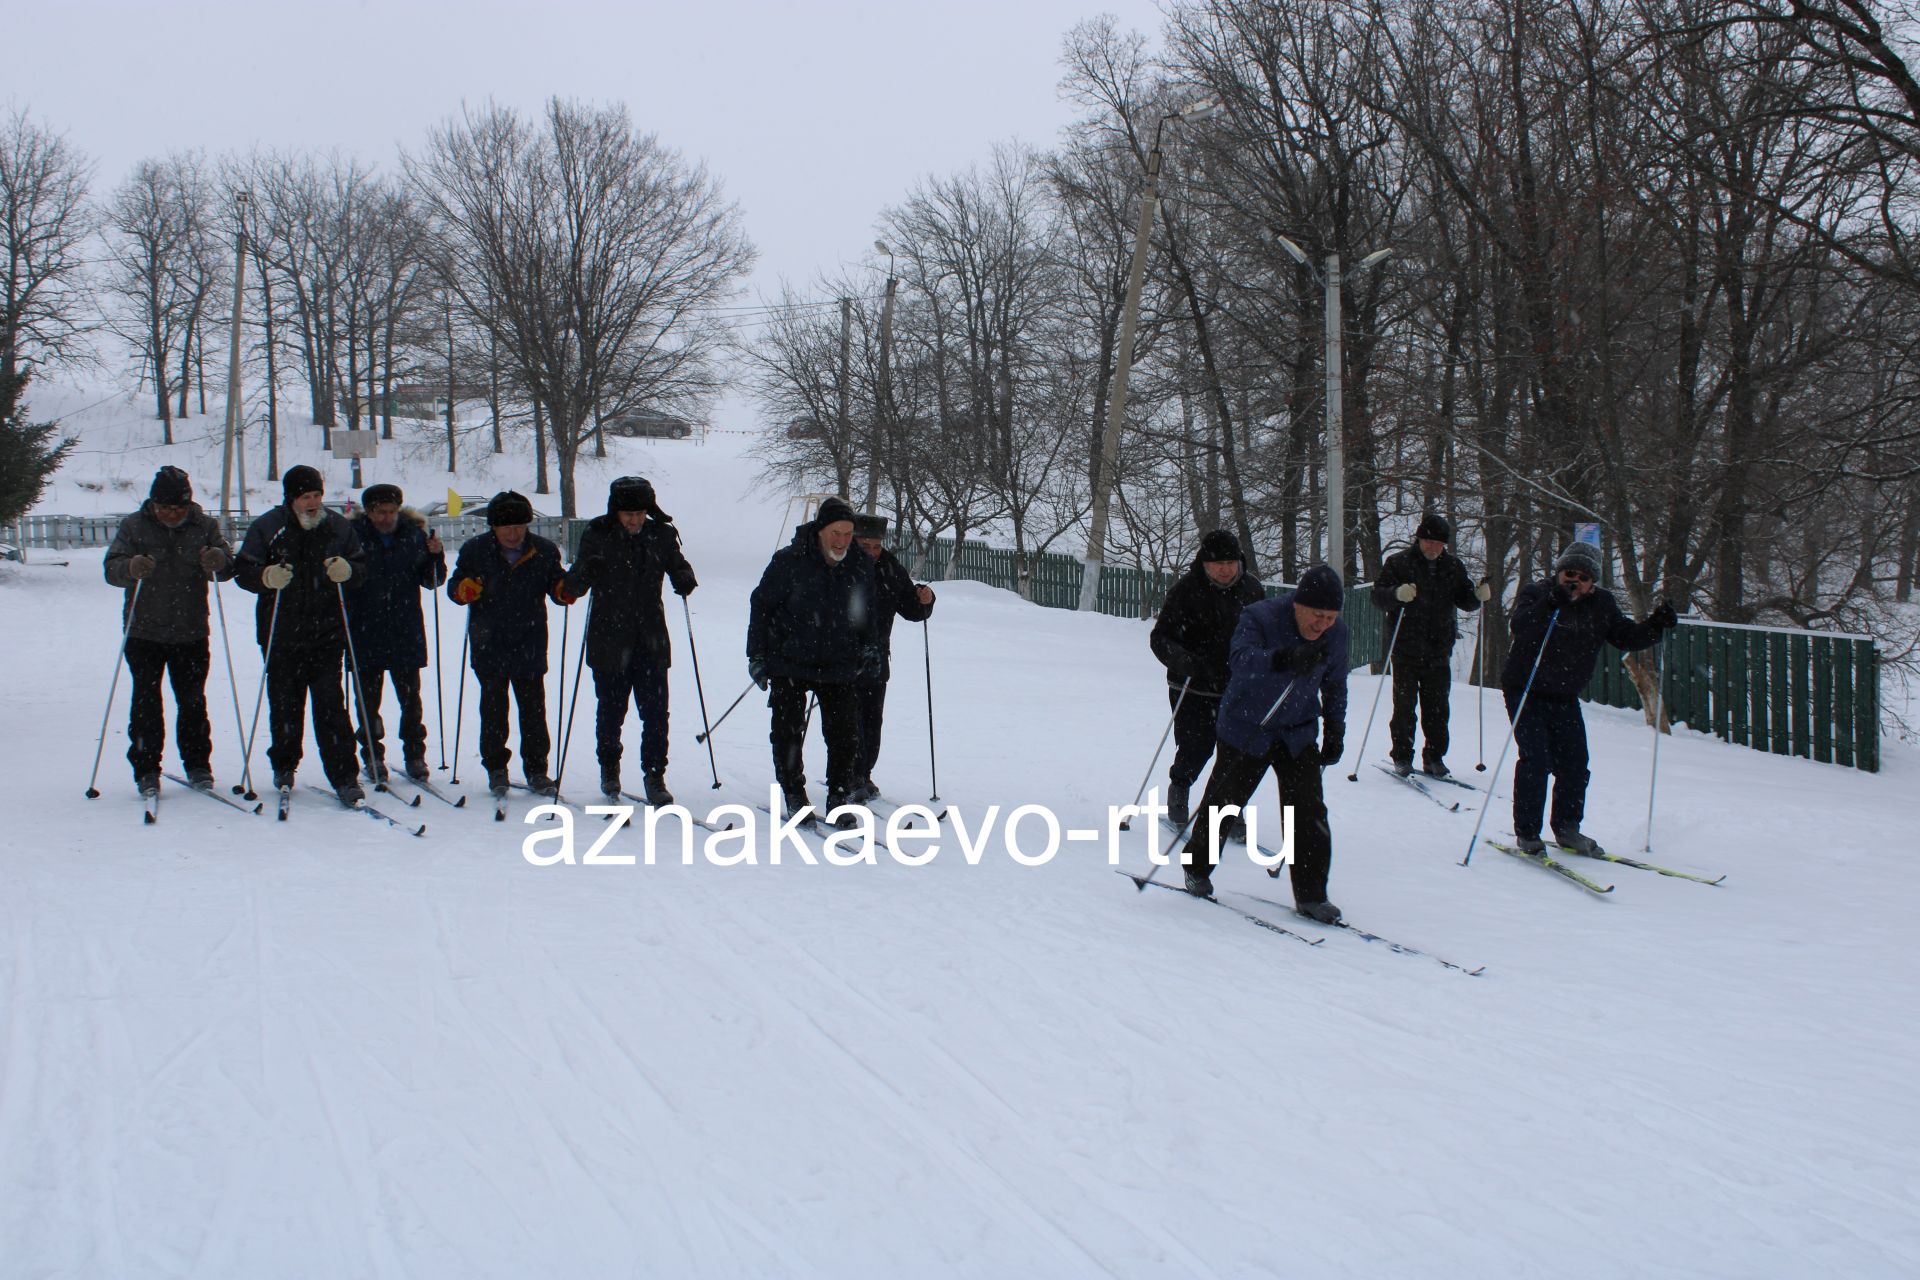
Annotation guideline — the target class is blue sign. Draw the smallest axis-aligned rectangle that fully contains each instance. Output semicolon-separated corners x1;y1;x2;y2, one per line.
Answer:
1574;522;1600;547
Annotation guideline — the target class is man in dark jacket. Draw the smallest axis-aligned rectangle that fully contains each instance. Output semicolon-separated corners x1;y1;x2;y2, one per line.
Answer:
234;464;368;802
102;466;236;795
1183;564;1350;923
1149;528;1265;825
849;512;934;802
1501;542;1676;855
746;496;875;822
347;483;447;782
448;491;569;797
561;476;697;804
1369;513;1490;779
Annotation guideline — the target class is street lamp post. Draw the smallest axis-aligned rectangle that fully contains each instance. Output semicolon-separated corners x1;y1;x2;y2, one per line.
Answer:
1276;237;1389;578
1078;99;1222;612
869;239;898;515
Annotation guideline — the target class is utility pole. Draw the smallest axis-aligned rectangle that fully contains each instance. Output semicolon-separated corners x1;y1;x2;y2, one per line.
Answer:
869;243;898;514
1324;251;1345;579
445;290;457;475
218;191;251;517
838;296;852;496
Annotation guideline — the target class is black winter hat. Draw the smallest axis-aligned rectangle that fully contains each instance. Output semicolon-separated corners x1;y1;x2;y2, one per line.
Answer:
814;496;856;529
1555;542;1604;580
852;513;888;539
150;466;193;505
1294;564;1345;611
1198;529;1242;563
1415;513;1452;544
282;465;324;504
608;475;655;514
487;490;534;526
362;483;403;509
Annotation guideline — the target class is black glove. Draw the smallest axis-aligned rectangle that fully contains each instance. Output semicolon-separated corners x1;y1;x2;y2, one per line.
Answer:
127;554;156;580
1319;728;1345;765
1163;645;1196;682
1650;600;1677;631
1549;579;1575;608
671;570;697;598
749;657;769;691
1272;638;1329;676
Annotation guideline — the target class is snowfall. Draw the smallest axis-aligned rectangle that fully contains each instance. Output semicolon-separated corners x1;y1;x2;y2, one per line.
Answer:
2;391;1916;1279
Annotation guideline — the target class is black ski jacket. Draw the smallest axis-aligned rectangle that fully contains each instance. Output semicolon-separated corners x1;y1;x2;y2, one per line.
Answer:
234;505;366;650
1370;546;1481;662
1502;577;1662;701
1150;560;1267;698
748;518;875;686
562;509;697;672
348;510;447;671
448;531;568;680
860;548;934;684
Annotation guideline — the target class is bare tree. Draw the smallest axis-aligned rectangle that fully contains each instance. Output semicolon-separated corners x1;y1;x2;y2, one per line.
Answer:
0;106;96;381
106;154;217;441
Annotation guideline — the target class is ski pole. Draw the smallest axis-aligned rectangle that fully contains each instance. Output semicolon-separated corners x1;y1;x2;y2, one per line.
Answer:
337;582;384;787
1120;676;1191;831
1645;637;1665;853
1132;791;1207;892
554;596;591;794
923;618;940;806
1462;608;1559;867
235;586;282;800
432;576;447;770
1475;610;1488;772
450;612;470;784
1257;674;1302;728
682;596;722;789
553;588;571;770
1345;608;1407;781
85;579;144;798
212;577;249;789
696;681;755;744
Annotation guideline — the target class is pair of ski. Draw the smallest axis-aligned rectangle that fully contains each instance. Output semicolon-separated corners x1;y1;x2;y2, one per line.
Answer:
135;774;265;823
1481;839;1725;893
269;784;425;836
372;770;467;811
1123;869;1484;977
1374;763;1477;812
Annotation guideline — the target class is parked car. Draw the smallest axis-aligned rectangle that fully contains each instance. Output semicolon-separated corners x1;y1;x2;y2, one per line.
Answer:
605;412;694;439
423;493;492;518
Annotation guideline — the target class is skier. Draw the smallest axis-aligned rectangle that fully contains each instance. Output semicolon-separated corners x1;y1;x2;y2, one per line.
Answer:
1183;563;1349;923
346;483;447;782
1149;528;1265;825
1368;513;1491;779
746;496;875;823
849;512;934;802
560;476;698;803
1503;542;1677;855
101;466;236;796
447;491;570;797
233;464;368;803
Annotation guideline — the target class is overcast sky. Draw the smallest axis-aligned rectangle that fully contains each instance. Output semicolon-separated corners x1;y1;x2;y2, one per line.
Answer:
12;0;1169;425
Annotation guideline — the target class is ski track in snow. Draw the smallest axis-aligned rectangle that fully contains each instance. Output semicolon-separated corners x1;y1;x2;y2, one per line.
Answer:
3;401;1919;1276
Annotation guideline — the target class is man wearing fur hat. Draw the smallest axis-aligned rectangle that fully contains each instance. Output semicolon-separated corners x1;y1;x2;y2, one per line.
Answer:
1369;513;1490;780
561;476;698;804
1182;564;1350;923
1150;528;1266;825
234;464;369;803
102;466;237;796
848;512;934;802
447;490;569;797
1502;542;1676;855
347;483;447;783
746;496;876;823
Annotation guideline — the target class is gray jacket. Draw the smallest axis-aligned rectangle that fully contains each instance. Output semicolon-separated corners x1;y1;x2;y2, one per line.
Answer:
103;501;237;644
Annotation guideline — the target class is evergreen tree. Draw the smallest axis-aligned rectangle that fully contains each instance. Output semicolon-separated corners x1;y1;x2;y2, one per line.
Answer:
0;368;72;528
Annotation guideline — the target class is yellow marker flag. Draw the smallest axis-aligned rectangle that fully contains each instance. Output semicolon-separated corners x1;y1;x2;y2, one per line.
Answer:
447;489;463;519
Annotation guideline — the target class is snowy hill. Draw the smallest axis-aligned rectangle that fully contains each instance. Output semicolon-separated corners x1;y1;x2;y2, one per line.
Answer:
2;389;1916;1277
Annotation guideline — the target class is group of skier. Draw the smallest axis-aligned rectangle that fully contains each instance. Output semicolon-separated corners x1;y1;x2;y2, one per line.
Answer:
102;468;937;820
1151;516;1678;920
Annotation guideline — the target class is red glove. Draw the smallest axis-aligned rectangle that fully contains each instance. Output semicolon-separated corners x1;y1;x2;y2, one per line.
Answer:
451;578;483;604
553;584;580;606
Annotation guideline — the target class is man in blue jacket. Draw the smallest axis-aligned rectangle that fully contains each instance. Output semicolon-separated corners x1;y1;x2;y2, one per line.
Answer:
747;496;875;823
1502;542;1676;855
347;483;446;782
448;491;570;797
1183;564;1350;922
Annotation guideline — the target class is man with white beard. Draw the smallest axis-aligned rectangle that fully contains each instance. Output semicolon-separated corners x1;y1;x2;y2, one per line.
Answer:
235;464;368;804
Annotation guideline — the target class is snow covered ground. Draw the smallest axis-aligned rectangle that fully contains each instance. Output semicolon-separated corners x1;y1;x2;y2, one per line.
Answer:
3;389;1917;1277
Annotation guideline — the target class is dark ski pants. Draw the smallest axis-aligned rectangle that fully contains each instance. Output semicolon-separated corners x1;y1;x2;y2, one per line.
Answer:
265;642;360;787
1390;653;1454;766
1505;690;1590;839
1168;685;1222;789
478;671;550;778
852;678;887;783
351;666;426;768
125;636;212;779
594;651;669;777
769;677;858;798
1183;737;1333;905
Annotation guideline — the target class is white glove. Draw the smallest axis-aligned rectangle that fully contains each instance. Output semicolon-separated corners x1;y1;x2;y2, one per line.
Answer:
1475;580;1493;602
1394;583;1417;603
261;563;294;591
324;556;352;583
